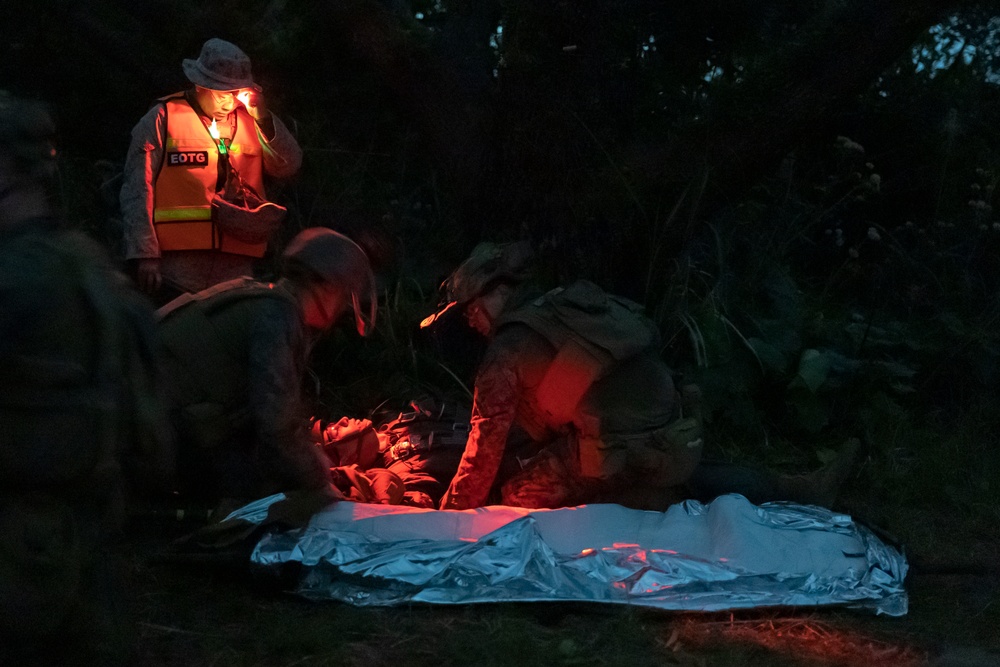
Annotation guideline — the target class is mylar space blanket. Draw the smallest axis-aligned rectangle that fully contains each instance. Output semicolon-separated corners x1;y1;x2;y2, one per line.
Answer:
238;494;907;615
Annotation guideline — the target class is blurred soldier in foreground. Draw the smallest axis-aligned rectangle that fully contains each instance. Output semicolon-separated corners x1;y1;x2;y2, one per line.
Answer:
121;37;302;302
425;242;857;511
0;91;172;666
157;227;377;506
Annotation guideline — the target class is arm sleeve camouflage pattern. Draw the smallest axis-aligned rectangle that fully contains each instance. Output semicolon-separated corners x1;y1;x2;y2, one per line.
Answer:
120;104;167;261
257;114;302;179
439;342;522;510
248;300;332;491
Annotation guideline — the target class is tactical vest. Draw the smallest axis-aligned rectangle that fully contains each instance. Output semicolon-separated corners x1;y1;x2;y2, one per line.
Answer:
157;278;299;448
497;280;659;437
496;281;662;477
153;94;268;257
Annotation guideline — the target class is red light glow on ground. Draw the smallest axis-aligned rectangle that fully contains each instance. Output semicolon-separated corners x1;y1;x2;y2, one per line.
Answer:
667;616;927;666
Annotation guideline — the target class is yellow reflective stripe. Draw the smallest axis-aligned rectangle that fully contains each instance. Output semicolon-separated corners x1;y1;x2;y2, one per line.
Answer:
154;207;211;222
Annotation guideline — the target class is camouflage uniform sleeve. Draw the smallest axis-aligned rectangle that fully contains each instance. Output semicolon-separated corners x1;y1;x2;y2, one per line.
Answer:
248;300;331;491
120;104;167;261
439;342;522;510
257;114;302;179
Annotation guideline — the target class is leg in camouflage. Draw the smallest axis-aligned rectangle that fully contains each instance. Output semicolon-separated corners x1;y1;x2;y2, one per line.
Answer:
501;446;588;509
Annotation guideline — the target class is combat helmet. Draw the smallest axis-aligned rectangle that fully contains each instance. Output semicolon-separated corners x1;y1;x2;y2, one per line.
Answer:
421;241;533;328
0;90;58;183
283;227;377;336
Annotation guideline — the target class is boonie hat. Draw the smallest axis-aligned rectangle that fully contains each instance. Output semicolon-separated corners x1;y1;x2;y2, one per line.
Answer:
283;227;378;336
182;38;255;91
420;241;533;328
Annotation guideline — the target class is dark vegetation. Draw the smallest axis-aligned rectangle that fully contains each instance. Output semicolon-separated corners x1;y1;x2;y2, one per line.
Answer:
4;1;1000;664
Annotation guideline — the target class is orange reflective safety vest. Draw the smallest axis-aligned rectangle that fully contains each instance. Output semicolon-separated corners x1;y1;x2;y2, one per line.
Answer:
153;94;268;257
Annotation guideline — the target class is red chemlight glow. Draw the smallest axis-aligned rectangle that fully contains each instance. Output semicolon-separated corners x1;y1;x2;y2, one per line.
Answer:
670;616;927;667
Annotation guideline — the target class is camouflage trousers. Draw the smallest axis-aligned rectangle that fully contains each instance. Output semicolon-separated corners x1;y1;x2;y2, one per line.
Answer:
500;417;704;510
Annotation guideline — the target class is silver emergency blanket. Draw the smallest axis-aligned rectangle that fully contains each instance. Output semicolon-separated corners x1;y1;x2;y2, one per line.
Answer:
239;494;907;615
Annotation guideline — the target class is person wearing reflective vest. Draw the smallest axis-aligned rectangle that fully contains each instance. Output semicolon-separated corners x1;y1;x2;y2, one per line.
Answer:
121;38;302;301
152;93;268;255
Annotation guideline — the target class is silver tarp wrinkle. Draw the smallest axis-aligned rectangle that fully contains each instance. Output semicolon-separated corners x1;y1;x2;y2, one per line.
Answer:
241;494;908;615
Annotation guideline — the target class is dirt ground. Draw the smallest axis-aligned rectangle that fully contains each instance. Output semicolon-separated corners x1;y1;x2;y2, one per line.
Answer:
120;498;1000;667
